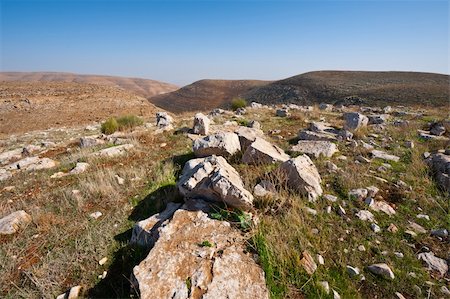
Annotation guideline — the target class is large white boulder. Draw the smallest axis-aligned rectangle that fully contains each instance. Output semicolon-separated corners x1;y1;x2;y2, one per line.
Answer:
177;156;254;210
193;113;210;135
278;155;323;201
242;138;289;164
193;132;241;158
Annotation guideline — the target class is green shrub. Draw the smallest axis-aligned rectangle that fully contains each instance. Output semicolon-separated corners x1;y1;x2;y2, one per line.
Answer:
116;115;143;130
231;98;247;110
101;117;119;135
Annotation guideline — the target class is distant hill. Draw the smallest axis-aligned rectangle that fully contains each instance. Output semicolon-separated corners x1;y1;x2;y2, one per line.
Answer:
244;71;450;107
149;79;271;113
0;72;178;99
0;81;163;135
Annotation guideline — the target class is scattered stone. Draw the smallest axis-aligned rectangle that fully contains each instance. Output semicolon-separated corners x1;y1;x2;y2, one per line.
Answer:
367;263;395;279
192;113;210;135
370;200;396;216
305;207;318;216
395;292;406;299
366;186;379;197
343;112;369;131
332;289;341;299
347;265;360;277
94;144;134;157
115;175;125;185
407;221;427;234
242;138;290;164
254;180;276;197
299;250;317;275
431;228;448;238
193;132;241;158
368;114;390;125
404;141;414;148
326;161;338;171
235;126;264;151
417;251;448;277
250;102;263;108
291;140;338;158
355;210;375;222
394;252;404;258
371;150;400;162
89;211;102;220
276;108;290;117
319;103;333;111
155;112;174;130
337;205;346;216
430;123;446;136
317;254;324;265
358;245;366;252
387;223;398;233
235;107;247;115
323;194;338;202
248;120;261;129
416;214;430;221
279;155;323;201
441;286;450;296
132;199;269;299
69;162;89;175
177;155;254;210
348;188;368;200
326;206;332;213
80;136;105;148
356;155;370;163
98;257;108;266
0;210;32;235
371;223;381;233
428;153;450;191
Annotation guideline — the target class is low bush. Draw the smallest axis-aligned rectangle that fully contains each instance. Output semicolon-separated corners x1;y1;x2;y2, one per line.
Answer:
231;98;247;110
101;117;119;134
116;115;143;130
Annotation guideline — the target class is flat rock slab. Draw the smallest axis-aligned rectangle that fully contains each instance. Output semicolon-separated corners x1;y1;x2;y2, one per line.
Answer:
0;210;32;235
371;150;400;162
291;141;338;158
418;252;448;277
242;138;289;164
367;263;395;279
132;199;269;299
177;155;254;210
94;144;134;157
193;132;241;158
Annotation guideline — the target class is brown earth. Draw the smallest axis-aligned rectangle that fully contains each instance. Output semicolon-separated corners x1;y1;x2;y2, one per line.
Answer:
149;79;271;113
0;72;178;99
244;71;450;107
0;81;163;136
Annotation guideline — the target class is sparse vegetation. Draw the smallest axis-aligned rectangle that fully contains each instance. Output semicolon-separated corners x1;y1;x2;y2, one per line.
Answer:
231;97;247;110
101;115;143;134
101;117;119;134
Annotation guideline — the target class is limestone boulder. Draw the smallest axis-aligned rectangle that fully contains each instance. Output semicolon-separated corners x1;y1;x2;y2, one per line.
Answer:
156;112;174;130
80;136;105;148
193;132;241;158
428;153;450;191
418;251;448;277
278;155;323;201
193;113;210;135
371;150;400;162
235;126;264;152
94;144;134;158
0;210;32;235
132;199;269;299
177;155;254;210
291;141;338;158
242;138;289;165
344;112;369;131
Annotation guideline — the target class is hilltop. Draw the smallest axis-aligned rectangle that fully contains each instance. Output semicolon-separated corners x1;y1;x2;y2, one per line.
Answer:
149;79;270;113
149;71;449;113
245;71;450;107
0;81;163;136
0;72;178;99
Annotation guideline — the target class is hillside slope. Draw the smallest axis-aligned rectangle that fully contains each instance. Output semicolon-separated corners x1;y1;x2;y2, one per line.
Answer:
0;81;163;135
244;71;450;107
149;79;270;113
0;72;178;99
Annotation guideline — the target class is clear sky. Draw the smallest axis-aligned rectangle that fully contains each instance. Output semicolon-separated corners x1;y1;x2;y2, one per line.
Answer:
0;0;448;85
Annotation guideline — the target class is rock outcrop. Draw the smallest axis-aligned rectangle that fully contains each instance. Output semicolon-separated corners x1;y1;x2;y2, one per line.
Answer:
291;141;338;158
132;199;269;299
279;155;323;201
428;152;450;191
242;138;289;164
177;156;254;210
193;113;210;135
193;132;241;158
156;112;174;131
344;112;369;131
235;126;264;152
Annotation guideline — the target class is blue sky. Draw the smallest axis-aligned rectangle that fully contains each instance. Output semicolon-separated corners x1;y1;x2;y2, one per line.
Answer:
1;0;448;85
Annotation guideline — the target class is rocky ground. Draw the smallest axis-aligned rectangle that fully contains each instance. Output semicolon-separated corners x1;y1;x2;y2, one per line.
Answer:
0;102;449;298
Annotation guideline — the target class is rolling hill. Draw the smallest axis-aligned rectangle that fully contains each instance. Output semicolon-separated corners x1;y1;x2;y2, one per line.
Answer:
0;72;178;99
149;79;271;113
244;71;450;107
